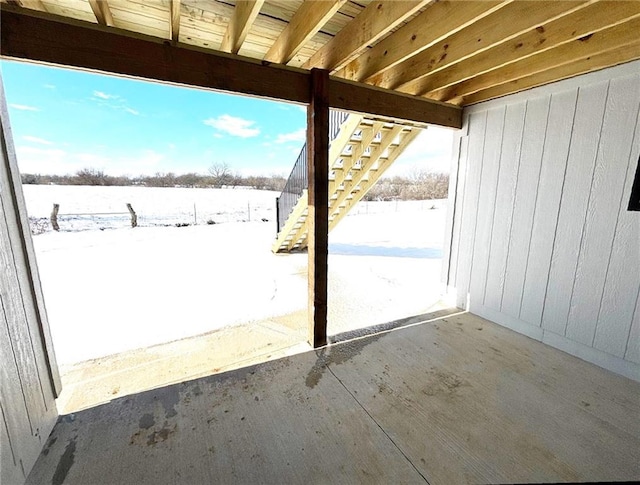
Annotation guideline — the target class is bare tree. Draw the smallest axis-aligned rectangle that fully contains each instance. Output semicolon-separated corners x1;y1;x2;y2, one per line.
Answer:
208;162;233;187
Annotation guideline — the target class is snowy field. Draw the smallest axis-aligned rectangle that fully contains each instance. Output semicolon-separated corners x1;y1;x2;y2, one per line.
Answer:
23;185;447;364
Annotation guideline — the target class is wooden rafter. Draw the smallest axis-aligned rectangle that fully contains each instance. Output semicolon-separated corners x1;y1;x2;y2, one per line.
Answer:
0;8;462;128
220;0;265;54
336;0;508;83
303;0;429;72
448;18;640;105
462;41;640;106
421;1;640;99
374;1;590;92
264;0;347;64
170;0;181;42
88;0;114;27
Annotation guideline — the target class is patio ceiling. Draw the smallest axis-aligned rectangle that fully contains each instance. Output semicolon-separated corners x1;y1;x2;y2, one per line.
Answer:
2;0;639;108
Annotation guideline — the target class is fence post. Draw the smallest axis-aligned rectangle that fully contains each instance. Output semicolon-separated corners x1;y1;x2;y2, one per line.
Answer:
50;203;59;231
127;203;137;228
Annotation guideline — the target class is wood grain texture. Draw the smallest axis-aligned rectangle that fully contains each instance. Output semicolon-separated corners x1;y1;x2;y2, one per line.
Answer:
483;101;526;311
468;106;505;309
220;0;264;54
88;0;114;26
518;89;576;326
1;308;31;484
303;0;427;72
592;76;640;356
307;69;330;348
381;1;587;92
423;1;640;99
565;76;640;346
169;0;180;42
264;0;347;64
0;8;461;129
541;82;608;336
501;96;549;318
337;0;505;83
454;111;487;308
440;15;640;103
462;41;640;106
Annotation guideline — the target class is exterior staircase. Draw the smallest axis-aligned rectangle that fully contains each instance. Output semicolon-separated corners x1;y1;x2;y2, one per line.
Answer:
272;111;421;253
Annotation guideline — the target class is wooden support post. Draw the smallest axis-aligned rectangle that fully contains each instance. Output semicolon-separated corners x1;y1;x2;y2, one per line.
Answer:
307;68;330;348
126;203;137;228
50;203;59;231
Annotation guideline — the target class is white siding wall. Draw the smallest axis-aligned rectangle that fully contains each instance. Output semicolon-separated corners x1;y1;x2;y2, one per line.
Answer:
445;60;640;382
1;77;59;483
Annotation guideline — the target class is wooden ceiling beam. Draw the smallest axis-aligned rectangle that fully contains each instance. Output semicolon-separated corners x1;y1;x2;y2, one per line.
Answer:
460;40;640;106
303;0;429;73
264;0;347;64
376;1;590;92
437;17;640;104
335;0;509;83
420;1;640;98
88;0;114;27
170;0;181;42
220;0;265;54
4;0;47;12
0;7;462;128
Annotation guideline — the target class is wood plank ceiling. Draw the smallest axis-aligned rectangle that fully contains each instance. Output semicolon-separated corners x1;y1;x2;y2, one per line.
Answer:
3;0;640;106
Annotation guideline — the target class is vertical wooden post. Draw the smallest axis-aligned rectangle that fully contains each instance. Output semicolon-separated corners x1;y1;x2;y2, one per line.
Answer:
307;68;330;348
50;203;59;231
127;203;137;228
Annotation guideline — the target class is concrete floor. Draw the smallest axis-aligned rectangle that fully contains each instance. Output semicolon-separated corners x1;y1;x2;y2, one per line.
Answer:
29;312;640;484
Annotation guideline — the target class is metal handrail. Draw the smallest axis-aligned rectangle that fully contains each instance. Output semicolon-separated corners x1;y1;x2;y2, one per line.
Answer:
276;109;350;232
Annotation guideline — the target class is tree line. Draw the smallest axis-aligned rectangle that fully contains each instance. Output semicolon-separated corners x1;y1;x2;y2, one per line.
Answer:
21;164;449;200
21;163;288;191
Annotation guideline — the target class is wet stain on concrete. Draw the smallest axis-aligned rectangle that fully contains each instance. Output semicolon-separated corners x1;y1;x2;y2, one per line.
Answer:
146;422;176;446
158;387;180;418
42;436;57;456
139;413;155;430
306;334;383;389
51;436;76;485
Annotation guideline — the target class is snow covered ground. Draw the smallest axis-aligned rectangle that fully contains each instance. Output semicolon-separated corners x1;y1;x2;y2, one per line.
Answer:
23;185;447;364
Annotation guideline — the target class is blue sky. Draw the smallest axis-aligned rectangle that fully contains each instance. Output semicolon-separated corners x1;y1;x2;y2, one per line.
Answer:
1;60;453;177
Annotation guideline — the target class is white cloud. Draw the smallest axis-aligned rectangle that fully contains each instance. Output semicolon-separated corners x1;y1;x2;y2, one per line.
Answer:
93;90;117;100
275;128;306;144
23;135;53;145
9;104;39;111
44;84;56;90
91;91;140;115
203;114;260;138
